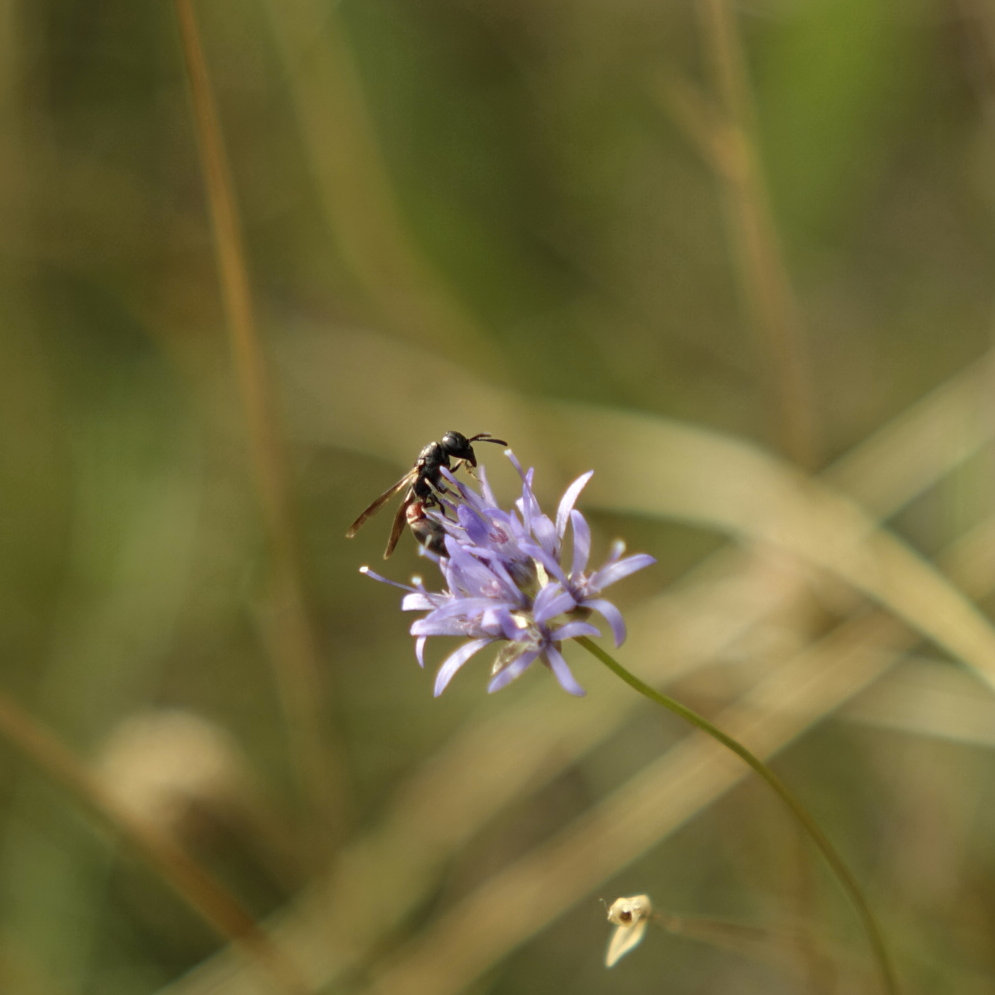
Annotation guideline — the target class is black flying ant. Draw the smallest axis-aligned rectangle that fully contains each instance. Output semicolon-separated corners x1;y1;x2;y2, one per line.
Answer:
346;431;507;558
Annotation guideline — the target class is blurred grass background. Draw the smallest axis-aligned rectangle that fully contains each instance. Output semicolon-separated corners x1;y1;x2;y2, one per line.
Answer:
2;1;995;993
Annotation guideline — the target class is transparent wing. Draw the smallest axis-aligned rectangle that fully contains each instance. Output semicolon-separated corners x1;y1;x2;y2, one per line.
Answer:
383;493;414;559
345;470;417;538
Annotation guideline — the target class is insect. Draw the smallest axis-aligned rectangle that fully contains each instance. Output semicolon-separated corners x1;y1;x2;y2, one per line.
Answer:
346;431;507;558
404;499;448;556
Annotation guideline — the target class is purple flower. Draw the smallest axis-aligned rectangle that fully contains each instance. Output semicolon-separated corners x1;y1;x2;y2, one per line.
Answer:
361;451;654;697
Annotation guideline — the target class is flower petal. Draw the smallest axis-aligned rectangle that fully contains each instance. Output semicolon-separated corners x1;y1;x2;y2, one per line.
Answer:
411;618;468;638
360;566;414;590
569;509;591;576
583;598;627;646
533;583;577;623
476;464;499;507
402;592;443;612
530;513;559;557
550;619;601;642
589;553;656;591
487;648;540;693
556;470;593;538
543;644;586;696
433;638;493;696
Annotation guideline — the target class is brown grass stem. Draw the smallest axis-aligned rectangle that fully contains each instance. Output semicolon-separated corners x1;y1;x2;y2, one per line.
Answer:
671;0;818;467
0;689;310;995
171;0;339;849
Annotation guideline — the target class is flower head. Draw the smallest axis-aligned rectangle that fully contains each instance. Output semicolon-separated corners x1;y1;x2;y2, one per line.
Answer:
362;450;654;697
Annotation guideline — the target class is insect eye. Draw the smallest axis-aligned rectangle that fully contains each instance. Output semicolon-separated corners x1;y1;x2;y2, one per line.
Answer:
441;430;469;454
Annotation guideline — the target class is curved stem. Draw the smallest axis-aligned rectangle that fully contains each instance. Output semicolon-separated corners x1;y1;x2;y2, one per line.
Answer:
577;636;898;995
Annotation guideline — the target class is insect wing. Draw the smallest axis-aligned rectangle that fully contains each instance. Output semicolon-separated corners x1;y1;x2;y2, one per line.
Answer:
383;492;414;559
345;470;417;538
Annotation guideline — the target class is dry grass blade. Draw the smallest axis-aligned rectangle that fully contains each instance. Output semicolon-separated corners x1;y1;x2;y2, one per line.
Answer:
846;656;995;748
693;0;818;467
546;404;995;695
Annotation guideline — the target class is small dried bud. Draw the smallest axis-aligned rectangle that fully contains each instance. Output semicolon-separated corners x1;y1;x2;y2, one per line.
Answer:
605;894;653;967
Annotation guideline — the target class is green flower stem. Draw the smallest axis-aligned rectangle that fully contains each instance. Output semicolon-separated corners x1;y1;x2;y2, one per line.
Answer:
577;636;898;995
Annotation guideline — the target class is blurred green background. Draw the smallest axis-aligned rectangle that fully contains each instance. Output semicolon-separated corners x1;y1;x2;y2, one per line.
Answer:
2;1;995;993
